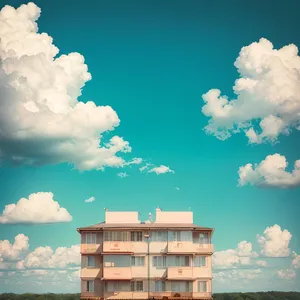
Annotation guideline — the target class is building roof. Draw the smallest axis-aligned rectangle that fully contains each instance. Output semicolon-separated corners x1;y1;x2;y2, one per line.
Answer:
77;222;214;232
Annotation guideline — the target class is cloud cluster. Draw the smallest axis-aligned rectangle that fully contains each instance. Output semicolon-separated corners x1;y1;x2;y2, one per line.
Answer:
238;154;300;188
256;224;292;257
17;245;80;269
148;165;175;175
213;241;258;269
292;252;300;269
0;192;72;224
201;38;300;144
0;2;133;170
117;172;129;178
0;234;29;261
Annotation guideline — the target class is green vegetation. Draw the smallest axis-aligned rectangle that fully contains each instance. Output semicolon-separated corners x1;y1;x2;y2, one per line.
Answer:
1;293;300;300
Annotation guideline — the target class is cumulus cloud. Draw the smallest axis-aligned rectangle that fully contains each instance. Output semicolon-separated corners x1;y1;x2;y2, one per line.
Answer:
17;244;80;269
238;154;300;188
117;172;128;178
0;234;29;261
214;268;262;282
292;251;300;269
276;269;296;280
148;165;175;175
0;2;135;170
201;38;300;144
84;196;95;203
213;241;258;269
0;192;72;224
256;224;292;257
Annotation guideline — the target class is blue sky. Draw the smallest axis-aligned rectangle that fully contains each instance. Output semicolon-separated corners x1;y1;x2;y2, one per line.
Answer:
0;0;300;294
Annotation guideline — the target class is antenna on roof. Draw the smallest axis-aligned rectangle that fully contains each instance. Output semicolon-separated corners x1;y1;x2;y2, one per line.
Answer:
148;212;153;223
104;208;108;212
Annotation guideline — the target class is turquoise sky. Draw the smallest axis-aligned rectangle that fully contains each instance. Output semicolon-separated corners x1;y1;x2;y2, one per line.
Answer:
0;0;300;294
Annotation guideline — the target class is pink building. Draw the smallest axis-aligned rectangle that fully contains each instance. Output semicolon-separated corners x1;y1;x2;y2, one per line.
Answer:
77;208;214;300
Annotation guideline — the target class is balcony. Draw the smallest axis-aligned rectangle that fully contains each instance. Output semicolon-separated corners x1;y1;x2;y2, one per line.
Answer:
80;243;102;254
103;241;147;253
168;242;213;254
103;267;132;280
167;267;193;280
193;266;212;278
193;292;212;299
81;268;102;278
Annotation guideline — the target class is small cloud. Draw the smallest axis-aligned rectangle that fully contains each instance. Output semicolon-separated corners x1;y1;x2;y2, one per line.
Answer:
276;269;296;280
175;187;180;191
292;251;300;269
0;192;72;224
256;260;267;267
124;157;143;166
84;196;95;203
139;163;152;172
117;172;129;178
148;165;175;175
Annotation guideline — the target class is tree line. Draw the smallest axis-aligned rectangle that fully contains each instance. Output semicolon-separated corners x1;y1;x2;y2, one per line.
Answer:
1;292;300;300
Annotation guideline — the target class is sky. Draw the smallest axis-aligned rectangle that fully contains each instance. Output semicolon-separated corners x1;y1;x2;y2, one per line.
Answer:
0;0;300;294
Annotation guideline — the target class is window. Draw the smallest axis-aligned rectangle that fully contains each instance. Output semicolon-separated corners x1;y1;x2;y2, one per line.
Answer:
194;256;206;267
155;281;165;292
131;231;143;241
105;281;130;292
104;255;131;267
153;256;166;267
86;233;96;244
87;255;95;267
198;281;207;292
151;231;168;242
104;231;128;241
169;231;192;242
171;281;191;292
131;281;143;291
86;280;94;292
199;232;210;244
175;256;190;267
131;256;145;266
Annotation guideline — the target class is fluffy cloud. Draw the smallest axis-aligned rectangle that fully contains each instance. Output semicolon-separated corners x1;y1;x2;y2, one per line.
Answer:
201;38;300;144
257;224;292;257
214;268;262;282
213;241;258;269
0;2;134;170
148;165;175;175
0;192;72;224
256;260;268;267
17;244;80;269
84;196;95;203
0;234;29;261
276;269;296;280
117;172;129;178
238;154;300;188
292;251;300;269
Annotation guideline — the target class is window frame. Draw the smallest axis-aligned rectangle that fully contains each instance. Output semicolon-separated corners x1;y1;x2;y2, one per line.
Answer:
153;256;167;267
86;280;94;292
155;280;166;292
86;232;97;244
198;280;207;292
131;256;145;267
131;281;144;292
87;255;96;268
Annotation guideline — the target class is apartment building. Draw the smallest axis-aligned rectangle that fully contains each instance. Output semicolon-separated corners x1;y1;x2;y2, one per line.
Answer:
77;208;214;300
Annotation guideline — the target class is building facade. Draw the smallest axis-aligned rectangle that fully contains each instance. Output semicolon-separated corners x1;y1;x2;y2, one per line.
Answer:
77;208;214;300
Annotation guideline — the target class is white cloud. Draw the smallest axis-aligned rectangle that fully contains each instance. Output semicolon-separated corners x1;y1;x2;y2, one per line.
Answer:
117;172;129;178
276;269;296;280
0;2;135;170
256;224;292;257
292;251;300;269
0;234;29;261
238;154;300;188
201;38;300;144
175;187;180;191
256;260;268;267
124;157;143;166
18;244;80;269
0;192;72;224
148;165;175;175
214;268;262;282
213;241;258;269
139;163;152;172
84;196;95;203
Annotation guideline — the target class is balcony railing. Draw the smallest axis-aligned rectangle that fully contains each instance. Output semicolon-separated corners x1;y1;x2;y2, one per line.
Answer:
167;267;193;279
81;268;102;278
103;267;132;280
103;241;147;253
168;242;214;254
80;243;102;254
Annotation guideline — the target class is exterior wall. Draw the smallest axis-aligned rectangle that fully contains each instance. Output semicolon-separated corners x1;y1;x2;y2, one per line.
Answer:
168;241;214;254
81;232;103;254
103;241;147;253
155;210;193;224
105;211;140;224
103;267;132;280
81;279;103;298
